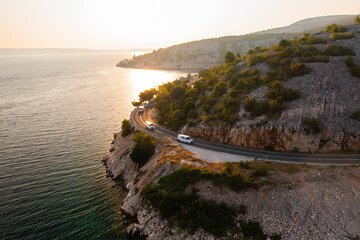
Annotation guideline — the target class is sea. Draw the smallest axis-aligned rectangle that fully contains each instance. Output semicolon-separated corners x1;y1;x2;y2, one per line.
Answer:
0;50;187;240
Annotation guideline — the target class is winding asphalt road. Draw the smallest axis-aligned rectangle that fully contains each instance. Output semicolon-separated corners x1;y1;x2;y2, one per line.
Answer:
131;108;360;165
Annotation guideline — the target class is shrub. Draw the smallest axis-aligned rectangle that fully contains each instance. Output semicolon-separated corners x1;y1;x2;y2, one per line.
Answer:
169;109;187;130
224;51;235;63
240;220;267;240
325;24;346;33
356;16;360;25
302;117;322;134
187;109;198;120
170;86;186;100
121;119;132;137
331;32;354;41
277;39;291;51
344;56;360;78
289;62;312;77
142;166;255;236
264;145;275;151
322;44;355;56
305;36;327;44
298;56;329;63
225;66;237;80
212;81;228;97
244;98;257;112
270;234;283;240
266;82;301;103
130;131;156;165
247;54;266;67
239;68;260;78
351;111;360;121
143;186;237;237
250;168;269;178
248;46;266;55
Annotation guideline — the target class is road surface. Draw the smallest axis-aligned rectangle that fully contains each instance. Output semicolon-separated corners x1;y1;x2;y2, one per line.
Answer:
131;108;360;165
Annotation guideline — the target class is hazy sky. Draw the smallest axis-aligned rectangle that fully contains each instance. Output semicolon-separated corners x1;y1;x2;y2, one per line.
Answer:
0;0;359;49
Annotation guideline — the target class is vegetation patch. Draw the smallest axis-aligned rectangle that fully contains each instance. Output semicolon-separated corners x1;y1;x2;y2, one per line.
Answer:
142;165;283;238
331;32;354;41
121;119;132;137
302;117;322;134
322;44;355;56
325;24;347;33
344;56;360;78
142;166;253;236
130;131;156;165
244;81;300;118
134;26;355;130
350;110;360;121
356;16;360;25
298;56;329;63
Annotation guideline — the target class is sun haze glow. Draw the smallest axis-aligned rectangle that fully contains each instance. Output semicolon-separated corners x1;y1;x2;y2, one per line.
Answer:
129;69;185;100
0;0;359;49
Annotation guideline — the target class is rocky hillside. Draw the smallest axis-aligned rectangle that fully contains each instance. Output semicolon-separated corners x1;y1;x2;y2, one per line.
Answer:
117;15;358;70
148;22;360;153
259;15;356;34
103;130;360;239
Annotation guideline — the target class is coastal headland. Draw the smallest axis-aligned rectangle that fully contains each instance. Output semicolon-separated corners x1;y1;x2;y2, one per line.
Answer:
103;129;360;239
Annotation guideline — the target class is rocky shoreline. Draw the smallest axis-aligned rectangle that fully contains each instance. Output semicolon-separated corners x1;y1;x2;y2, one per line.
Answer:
103;130;360;239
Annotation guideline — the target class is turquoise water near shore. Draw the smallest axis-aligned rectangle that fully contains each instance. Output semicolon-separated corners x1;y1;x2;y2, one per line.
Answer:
0;51;186;239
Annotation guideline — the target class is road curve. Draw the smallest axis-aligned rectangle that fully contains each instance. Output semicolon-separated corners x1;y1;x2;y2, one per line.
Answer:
130;108;360;165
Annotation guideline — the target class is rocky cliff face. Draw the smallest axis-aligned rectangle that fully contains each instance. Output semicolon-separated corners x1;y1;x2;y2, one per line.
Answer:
182;124;360;153
103;130;360;239
183;25;360;153
102;132;219;239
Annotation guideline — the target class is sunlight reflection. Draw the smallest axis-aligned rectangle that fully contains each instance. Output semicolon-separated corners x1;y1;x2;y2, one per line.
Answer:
129;69;186;100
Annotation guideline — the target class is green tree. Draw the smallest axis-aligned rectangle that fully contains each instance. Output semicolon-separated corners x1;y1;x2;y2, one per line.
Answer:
212;81;227;97
224;51;235;63
130;131;156;165
139;88;157;102
132;101;141;107
121;119;132;137
170;86;186;100
325;24;346;33
277;39;291;50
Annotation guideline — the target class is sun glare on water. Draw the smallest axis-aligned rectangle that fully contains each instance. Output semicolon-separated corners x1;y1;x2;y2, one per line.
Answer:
129;69;186;100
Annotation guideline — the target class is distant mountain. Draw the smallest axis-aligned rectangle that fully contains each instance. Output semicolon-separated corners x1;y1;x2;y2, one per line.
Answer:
117;14;359;70
259;15;356;34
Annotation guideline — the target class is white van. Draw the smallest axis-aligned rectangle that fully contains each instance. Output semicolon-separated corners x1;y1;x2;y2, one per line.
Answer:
138;105;144;114
177;134;193;144
145;121;154;130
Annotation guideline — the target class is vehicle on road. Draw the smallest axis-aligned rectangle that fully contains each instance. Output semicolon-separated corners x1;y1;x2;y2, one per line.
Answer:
145;121;154;130
138;106;144;114
177;134;193;144
143;102;148;108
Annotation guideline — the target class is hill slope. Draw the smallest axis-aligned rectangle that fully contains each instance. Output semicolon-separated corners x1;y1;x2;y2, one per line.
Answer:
148;22;360;153
117;15;358;70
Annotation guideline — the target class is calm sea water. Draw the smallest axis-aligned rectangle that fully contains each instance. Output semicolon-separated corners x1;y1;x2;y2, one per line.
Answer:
0;51;186;240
